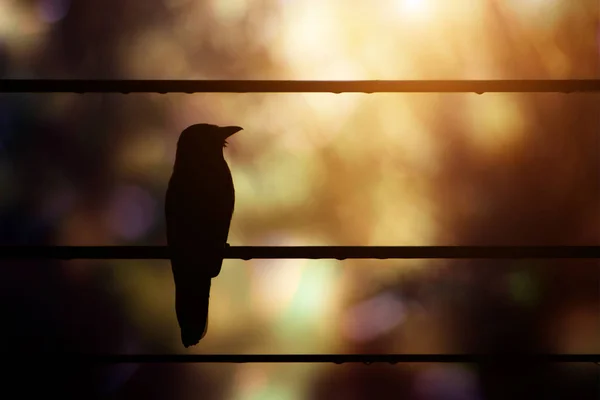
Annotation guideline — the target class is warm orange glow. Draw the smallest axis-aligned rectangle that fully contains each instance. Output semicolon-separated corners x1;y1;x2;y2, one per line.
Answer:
1;0;598;398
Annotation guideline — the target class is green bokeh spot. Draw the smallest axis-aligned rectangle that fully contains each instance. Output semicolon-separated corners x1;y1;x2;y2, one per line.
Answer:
508;269;540;307
246;383;297;400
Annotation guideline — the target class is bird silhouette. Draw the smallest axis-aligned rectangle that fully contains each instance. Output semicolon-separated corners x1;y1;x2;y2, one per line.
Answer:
165;123;242;348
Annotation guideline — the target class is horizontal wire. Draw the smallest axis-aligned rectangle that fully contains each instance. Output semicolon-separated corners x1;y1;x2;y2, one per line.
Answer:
0;246;598;260
1;79;599;93
2;354;598;364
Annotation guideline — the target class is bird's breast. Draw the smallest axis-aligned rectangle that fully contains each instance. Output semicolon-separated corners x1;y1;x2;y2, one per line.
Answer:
167;164;235;208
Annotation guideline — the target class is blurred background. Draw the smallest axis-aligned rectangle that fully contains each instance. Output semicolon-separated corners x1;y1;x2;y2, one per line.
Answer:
0;0;599;398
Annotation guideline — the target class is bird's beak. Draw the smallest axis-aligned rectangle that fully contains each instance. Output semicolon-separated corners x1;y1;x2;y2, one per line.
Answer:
220;126;243;139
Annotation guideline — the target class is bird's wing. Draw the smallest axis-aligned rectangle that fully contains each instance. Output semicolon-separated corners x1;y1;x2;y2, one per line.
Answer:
166;182;232;245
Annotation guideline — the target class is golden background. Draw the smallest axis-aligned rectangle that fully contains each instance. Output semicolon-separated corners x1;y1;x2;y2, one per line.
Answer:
0;1;598;398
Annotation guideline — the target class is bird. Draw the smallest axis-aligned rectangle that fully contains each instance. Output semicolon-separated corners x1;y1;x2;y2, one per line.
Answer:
165;123;242;348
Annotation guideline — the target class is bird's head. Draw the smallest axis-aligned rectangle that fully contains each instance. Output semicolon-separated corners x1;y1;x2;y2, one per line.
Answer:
177;123;243;152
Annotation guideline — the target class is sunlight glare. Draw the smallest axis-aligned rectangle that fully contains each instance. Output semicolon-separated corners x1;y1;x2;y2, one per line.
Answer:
396;0;432;20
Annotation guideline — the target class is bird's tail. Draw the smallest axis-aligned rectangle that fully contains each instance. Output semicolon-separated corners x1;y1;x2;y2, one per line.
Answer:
172;266;212;348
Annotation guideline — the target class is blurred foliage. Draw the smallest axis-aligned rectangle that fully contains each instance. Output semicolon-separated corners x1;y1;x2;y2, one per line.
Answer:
0;0;599;399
